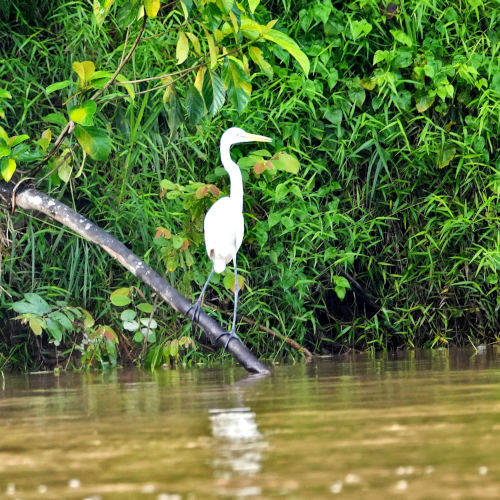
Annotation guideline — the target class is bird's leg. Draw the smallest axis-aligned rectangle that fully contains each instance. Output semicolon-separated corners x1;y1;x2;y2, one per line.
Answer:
187;267;214;332
215;256;241;350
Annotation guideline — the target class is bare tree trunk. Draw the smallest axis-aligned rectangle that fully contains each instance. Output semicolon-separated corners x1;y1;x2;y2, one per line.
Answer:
0;182;270;375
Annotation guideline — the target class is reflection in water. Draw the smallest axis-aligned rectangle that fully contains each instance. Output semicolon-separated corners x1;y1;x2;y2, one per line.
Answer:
209;375;269;498
210;407;266;477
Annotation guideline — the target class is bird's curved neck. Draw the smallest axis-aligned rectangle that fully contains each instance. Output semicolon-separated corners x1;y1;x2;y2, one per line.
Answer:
220;142;243;211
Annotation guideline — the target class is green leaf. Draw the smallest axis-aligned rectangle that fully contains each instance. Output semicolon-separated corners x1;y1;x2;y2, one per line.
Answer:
415;94;435;113
0;143;11;157
176;31;189;65
29;317;44;335
48;311;73;331
348;86;365;108
111;294;132;306
69;100;97;126
57;149;73;183
144;0;161;18
0;126;8;143
334;285;346;300
390;29;413;47
1;157;16;182
248;46;273;77
133;331;144;342
223;272;245;292
373;50;389;65
271;152;299;174
274;182;288;202
74;125;111;161
121;309;137;322
222;58;252;113
263;29;310;75
438;144;456;168
93;0;115;26
350;19;372;39
333;276;350;288
137;302;154;313
202;70;226;116
115;74;135;99
185;84;206;126
12;293;51;315
0;89;11;99
8;135;29;147
72;61;95;87
45;317;64;344
248;0;260;13
43;113;68;127
169;339;179;357
46;80;71;95
78;307;95;328
218;0;234;14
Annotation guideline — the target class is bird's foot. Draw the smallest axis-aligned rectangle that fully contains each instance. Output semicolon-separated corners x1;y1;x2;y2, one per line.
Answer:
215;329;241;351
186;299;202;334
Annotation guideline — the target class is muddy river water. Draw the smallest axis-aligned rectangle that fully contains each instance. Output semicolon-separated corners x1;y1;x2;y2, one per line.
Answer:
1;349;500;499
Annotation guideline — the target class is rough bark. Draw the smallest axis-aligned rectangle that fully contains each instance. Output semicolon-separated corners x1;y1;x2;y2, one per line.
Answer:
0;182;271;375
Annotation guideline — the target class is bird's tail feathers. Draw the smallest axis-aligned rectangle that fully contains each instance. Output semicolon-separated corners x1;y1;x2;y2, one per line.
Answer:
213;260;226;273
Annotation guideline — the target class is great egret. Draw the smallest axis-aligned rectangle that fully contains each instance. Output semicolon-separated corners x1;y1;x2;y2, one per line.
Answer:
189;127;272;348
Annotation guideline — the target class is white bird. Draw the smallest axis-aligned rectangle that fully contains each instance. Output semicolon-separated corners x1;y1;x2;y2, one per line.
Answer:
189;127;272;348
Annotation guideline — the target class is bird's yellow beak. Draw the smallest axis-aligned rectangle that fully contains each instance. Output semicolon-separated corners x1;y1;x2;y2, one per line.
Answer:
245;133;272;143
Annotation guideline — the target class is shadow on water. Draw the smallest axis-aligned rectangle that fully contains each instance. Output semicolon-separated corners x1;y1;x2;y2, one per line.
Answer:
1;348;500;498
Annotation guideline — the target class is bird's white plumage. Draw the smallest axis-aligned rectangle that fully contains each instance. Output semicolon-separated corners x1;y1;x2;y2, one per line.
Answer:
204;196;244;273
203;127;271;274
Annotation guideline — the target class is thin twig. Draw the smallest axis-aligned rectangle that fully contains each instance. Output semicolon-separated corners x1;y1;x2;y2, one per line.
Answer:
91;14;148;101
240;314;314;362
35;144;78;187
120;27;131;65
29;121;75;177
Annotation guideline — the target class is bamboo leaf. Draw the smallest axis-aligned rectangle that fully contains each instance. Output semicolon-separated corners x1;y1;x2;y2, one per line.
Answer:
46;80;71;95
194;66;206;94
176;31;189;64
262;29;310;75
186;32;202;56
161;75;175;103
203;27;218;69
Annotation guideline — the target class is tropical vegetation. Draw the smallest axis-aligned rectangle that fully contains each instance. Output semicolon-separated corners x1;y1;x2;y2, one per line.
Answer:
0;0;498;371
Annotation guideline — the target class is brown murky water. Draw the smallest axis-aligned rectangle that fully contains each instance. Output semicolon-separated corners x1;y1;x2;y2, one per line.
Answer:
1;349;500;499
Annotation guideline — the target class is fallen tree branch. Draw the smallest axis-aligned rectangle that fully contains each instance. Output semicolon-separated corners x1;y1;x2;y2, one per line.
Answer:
0;182;270;375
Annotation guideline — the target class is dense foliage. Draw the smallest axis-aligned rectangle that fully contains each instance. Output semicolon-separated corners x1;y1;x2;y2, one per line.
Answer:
0;0;498;371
